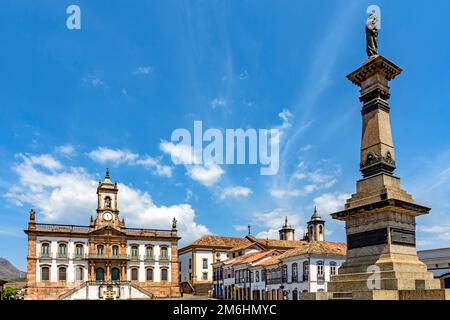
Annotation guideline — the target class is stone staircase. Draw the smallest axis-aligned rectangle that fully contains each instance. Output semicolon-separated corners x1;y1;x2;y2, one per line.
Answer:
59;281;153;300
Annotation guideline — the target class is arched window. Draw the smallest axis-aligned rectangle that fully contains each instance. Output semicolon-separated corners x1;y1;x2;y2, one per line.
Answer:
41;266;50;281
76;267;83;281
41;243;50;258
145;246;153;258
112;245;119;257
160;247;168;259
282;265;288;283
104;196;111;208
317;261;324;280
319;225;323;235
111;268;120;281
75;244;84;258
330;261;337;276
255;271;260;282
303;261;309;281
96;268;105;281
161;268;168;281
58;267;67;281
58;243;67;258
146;268;153;281
309;226;314;238
131;268;138;281
292;263;298;282
97;245;104;256
131;245;139;258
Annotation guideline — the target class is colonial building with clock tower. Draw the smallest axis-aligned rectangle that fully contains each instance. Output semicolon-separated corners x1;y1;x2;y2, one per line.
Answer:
24;169;181;300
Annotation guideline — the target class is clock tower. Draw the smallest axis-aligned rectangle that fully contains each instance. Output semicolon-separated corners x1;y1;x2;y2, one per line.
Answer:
93;168;123;229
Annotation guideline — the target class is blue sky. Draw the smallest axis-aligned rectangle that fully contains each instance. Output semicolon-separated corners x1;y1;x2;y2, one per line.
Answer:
1;0;450;270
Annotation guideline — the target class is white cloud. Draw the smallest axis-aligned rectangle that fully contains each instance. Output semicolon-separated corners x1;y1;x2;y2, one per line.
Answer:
255;229;279;239
210;97;227;109
134;65;154;75
313;192;350;215
160;141;225;187
4;153;208;244
234;225;249;232
87;147;138;164
187;163;224;187
219;186;252;201
135;156;173;178
252;208;301;239
55;145;75;156
418;225;450;234
160;141;197;165
271;168;338;199
300;144;313;152
87;147;172;178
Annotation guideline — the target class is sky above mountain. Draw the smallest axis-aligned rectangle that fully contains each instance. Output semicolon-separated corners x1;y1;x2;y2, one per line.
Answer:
1;0;449;270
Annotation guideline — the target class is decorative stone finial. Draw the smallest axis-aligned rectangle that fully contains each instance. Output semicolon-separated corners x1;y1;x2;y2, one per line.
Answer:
172;217;177;230
105;168;110;179
29;208;35;221
248;224;251;235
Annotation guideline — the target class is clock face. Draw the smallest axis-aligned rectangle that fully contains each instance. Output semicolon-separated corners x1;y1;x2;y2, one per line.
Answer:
103;212;113;221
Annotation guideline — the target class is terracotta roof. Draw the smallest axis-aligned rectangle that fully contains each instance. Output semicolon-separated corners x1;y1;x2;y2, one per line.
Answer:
277;241;347;260
229;241;264;253
254;255;281;267
255;238;308;249
233;250;279;266
182;236;251;250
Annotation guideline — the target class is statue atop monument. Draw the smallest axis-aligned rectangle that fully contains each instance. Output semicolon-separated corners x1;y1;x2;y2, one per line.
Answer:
366;12;379;58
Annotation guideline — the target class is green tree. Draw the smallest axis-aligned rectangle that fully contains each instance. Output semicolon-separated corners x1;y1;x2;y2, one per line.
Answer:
3;287;18;298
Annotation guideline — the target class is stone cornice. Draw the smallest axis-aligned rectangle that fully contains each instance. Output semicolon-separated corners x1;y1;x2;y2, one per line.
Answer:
347;55;403;86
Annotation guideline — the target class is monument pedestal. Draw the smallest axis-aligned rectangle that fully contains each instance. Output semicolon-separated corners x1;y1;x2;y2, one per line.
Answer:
326;56;443;300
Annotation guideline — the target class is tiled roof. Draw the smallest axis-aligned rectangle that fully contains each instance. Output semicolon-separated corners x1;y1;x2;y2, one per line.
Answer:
255;238;308;249
233;250;279;266
254;255;281;267
183;236;251;249
277;241;347;259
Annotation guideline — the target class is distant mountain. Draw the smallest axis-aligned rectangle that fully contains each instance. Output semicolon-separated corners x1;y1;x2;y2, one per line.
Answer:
0;257;26;280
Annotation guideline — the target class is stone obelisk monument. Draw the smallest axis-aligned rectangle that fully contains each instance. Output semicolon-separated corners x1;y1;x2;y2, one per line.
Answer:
327;13;444;300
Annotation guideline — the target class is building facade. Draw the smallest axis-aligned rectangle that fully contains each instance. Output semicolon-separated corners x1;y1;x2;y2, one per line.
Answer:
418;247;450;289
24;169;180;300
211;211;346;300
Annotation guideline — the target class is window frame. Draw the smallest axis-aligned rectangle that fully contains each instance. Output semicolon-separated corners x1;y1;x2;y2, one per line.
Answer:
146;268;154;282
58;266;67;282
41;265;50;281
161;268;169;282
131;267;139;281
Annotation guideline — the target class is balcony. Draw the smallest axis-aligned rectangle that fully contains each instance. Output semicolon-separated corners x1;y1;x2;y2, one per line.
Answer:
266;277;282;285
291;275;298;283
38;253;52;260
302;275;309;282
159;256;170;263
144;255;155;261
88;254;129;260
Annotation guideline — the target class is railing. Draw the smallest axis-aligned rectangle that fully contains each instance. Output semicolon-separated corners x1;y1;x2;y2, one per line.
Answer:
291;275;298;283
266;277;282;285
88;254;129;260
302;274;309;282
235;277;251;284
123;228;176;237
159;256;170;262
34;223;92;232
38;253;52;259
317;274;325;281
144;255;155;261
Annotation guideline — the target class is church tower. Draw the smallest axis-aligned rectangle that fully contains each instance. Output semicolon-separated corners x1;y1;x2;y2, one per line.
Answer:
93;168;123;229
279;216;295;241
307;207;325;242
